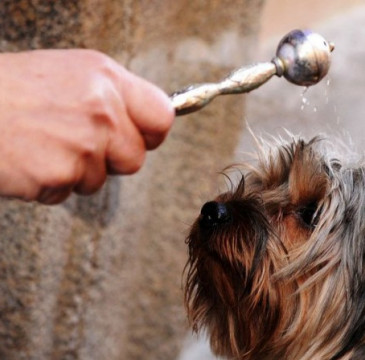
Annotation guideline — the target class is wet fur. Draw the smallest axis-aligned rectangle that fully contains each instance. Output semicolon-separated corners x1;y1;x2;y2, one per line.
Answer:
185;136;365;360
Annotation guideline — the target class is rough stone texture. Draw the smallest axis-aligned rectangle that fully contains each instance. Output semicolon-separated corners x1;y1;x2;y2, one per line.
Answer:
0;1;265;359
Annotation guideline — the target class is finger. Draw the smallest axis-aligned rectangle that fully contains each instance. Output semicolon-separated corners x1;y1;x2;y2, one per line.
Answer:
141;132;167;151
37;186;73;205
105;108;147;175
73;154;107;195
120;71;174;150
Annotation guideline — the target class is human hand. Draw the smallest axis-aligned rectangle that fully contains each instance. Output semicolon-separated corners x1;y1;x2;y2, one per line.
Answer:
0;49;174;204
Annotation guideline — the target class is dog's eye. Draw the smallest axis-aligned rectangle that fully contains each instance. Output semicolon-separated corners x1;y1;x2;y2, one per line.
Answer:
297;202;318;228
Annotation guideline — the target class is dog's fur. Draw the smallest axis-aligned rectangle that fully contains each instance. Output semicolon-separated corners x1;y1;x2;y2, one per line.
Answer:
184;136;365;360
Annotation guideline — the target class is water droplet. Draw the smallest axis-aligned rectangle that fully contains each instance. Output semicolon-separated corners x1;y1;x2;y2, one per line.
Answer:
299;87;311;111
313;106;317;112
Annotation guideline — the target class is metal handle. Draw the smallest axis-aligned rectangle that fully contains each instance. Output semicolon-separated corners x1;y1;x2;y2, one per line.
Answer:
170;29;335;116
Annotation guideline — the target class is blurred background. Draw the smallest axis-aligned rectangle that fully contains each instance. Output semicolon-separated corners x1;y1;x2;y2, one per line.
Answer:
242;0;365;152
0;1;364;360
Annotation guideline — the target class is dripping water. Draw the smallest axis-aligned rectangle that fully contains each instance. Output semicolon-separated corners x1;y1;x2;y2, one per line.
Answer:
300;86;309;111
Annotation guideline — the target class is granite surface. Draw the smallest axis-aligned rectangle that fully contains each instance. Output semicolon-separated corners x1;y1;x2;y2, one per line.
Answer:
0;1;81;50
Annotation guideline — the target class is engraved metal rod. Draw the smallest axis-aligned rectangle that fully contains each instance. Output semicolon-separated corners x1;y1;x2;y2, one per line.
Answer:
170;29;335;116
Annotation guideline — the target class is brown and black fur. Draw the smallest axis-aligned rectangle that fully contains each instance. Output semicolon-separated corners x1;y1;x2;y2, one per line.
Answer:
185;136;365;360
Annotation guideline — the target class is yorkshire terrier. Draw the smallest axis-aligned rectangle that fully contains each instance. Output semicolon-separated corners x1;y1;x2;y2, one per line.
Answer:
184;136;365;360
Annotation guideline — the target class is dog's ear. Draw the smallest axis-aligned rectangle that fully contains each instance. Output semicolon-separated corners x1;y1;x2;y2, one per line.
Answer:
288;139;328;206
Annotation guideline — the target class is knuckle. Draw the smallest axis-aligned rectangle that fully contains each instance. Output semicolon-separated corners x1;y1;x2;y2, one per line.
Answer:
78;92;120;138
82;49;113;69
78;129;100;159
76;50;121;115
81;85;111;116
83;49;120;82
79;82;121;132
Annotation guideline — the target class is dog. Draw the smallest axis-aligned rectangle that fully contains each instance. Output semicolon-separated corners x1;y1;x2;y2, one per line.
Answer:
184;136;365;360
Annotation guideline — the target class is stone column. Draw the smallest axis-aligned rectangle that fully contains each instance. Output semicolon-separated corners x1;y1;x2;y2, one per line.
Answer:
0;1;265;359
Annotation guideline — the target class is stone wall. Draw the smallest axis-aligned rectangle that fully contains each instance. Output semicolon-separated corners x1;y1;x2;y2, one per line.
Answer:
0;1;265;359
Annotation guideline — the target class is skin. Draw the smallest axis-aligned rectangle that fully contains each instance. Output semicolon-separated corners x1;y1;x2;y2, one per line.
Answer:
0;49;174;204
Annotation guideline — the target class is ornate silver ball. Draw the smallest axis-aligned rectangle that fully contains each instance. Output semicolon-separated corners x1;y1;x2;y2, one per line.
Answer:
275;29;335;86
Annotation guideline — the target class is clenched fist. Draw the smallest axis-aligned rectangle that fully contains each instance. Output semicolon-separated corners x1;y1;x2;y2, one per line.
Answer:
0;49;174;204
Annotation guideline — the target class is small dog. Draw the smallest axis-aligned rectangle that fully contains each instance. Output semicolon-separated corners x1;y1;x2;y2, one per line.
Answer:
184;136;365;360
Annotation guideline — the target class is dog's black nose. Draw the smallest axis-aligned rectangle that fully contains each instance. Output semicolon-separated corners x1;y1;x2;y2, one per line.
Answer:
199;201;230;228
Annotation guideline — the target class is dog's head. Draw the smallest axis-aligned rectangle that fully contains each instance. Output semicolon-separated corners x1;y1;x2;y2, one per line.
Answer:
185;137;365;359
